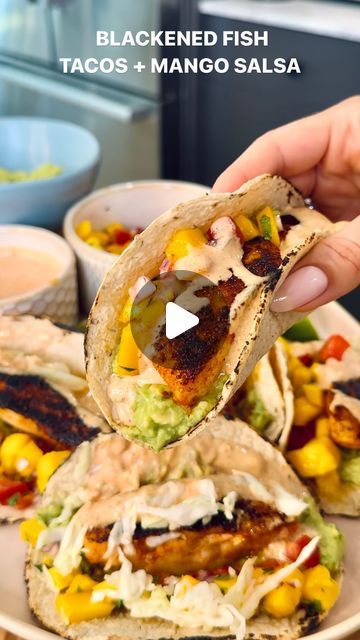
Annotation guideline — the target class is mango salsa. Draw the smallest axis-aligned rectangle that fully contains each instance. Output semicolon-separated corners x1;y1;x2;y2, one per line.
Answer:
56;591;114;623
287;437;341;478
165;228;205;263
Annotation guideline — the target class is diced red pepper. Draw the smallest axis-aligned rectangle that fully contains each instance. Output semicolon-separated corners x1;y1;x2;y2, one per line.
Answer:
114;229;132;245
286;535;320;568
0;476;34;504
15;492;34;510
193;566;230;581
299;354;313;367
318;335;350;362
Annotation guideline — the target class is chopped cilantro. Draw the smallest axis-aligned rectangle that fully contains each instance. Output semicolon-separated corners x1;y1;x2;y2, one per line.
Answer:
302;599;323;615
7;492;20;506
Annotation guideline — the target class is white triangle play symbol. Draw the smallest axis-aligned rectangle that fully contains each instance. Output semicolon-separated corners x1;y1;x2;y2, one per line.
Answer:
165;301;199;340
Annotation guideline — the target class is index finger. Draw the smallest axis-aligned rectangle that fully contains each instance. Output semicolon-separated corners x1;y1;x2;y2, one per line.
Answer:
212;109;331;193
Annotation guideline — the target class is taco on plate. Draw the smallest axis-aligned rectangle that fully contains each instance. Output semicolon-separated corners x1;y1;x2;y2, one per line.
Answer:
0;315;108;522
85;174;335;451
223;340;292;445
25;418;343;640
279;333;360;516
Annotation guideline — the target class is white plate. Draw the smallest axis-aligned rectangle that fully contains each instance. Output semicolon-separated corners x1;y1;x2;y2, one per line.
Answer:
0;301;359;640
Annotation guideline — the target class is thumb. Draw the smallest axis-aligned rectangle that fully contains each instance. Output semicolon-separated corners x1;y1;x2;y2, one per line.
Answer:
271;216;360;312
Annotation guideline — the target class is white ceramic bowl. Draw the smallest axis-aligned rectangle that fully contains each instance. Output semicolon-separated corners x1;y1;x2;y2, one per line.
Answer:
64;180;209;312
0;225;78;325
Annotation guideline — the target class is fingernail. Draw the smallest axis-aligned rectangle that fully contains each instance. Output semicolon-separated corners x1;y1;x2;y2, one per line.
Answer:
271;266;328;312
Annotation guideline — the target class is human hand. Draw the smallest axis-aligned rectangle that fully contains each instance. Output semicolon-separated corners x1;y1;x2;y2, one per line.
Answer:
213;96;360;312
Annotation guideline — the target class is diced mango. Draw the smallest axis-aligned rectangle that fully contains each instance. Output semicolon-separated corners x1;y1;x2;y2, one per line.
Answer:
0;433;32;473
36;450;71;493
119;296;133;324
141;300;165;328
293;397;322;426
302;565;339;611
15;440;43;477
85;236;102;249
49;568;78;591
20;517;46;546
165;228;205;263
287;437;341;478
263;581;302;618
112;323;139;376
56;591;114;623
256;206;280;246
315;417;331;437
316;471;343;500
302;384;324;408
287;355;302;374
76;219;92;240
283;568;305;588
105;222;124;236
291;365;313;389
234;214;259;241
93;580;117;592
67;574;97;594
308;363;320;379
43;553;54;567
214;576;237;592
86;230;109;245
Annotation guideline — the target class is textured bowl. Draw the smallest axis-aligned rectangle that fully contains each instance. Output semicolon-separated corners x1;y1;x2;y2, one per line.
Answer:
64;180;209;312
0;117;100;229
0;225;78;325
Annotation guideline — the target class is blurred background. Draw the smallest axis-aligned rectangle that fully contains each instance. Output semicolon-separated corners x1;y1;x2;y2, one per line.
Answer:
0;0;359;315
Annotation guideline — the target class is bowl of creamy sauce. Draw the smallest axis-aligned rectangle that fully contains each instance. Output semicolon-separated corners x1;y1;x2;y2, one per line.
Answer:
0;226;78;325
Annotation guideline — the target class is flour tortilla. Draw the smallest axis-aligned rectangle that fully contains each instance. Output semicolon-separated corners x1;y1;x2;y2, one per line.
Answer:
26;418;333;640
85;174;335;448
42;417;310;508
268;340;295;449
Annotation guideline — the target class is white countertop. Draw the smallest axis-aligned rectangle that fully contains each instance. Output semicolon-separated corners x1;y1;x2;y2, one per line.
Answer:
199;0;360;42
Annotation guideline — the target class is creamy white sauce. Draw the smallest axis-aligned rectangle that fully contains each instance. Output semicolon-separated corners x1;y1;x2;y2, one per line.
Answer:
316;347;360;389
0;247;61;300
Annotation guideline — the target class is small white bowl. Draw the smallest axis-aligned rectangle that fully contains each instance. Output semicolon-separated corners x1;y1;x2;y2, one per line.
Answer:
0;225;78;325
64;180;209;311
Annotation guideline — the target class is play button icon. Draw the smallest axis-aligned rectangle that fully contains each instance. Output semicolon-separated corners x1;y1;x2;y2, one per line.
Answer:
165;302;199;340
130;269;231;370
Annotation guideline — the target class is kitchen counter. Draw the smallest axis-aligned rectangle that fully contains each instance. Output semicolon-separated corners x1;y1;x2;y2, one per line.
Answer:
199;0;360;42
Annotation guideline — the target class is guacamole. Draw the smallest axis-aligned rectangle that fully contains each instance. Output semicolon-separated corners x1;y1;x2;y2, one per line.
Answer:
129;376;227;451
238;389;273;432
301;499;344;573
340;450;360;486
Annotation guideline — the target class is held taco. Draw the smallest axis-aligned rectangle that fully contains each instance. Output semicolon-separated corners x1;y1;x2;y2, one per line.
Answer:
86;174;335;451
25;419;344;640
276;334;360;516
0;315;108;522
